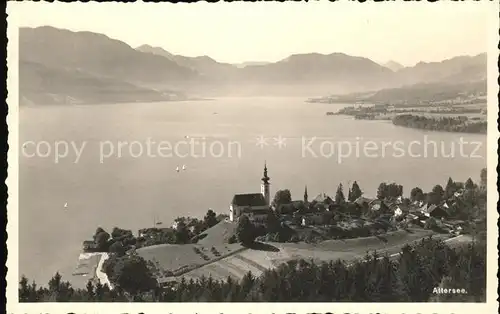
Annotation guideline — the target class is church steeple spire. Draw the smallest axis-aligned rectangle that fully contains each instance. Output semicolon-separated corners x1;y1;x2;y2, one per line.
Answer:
262;161;270;184
261;161;271;206
304;185;308;203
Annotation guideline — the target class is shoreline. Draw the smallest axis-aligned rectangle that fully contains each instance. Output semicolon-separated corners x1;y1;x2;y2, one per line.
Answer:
332;113;488;135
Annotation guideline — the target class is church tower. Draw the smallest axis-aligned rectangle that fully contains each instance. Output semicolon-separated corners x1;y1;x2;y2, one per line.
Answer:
304;185;308;203
261;161;271;206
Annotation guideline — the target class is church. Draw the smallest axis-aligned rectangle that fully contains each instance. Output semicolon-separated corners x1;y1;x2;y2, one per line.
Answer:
229;162;271;222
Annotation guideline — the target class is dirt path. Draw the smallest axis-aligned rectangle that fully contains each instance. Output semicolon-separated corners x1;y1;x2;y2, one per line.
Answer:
96;253;113;289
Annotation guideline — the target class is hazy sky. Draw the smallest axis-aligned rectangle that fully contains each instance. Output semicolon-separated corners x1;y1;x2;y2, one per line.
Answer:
9;1;494;66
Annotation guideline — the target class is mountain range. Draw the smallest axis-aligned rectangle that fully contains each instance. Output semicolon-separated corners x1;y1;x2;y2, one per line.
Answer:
19;26;487;105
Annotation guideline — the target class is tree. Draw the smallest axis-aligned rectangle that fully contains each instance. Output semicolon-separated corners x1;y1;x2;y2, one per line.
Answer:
94;230;111;251
47;272;73;301
402;198;411;207
444;177;456;199
94;282;104;301
86;280;94;300
108;255;157;296
236;215;257;245
377;183;387;199
111;227;133;240
48;272;62;292
204;209;218;229
426;192;441;205
432;185;445;200
335;183;345;204
265;211;281;234
349;181;363;201
465;177;475;190
175;220;191;244
388;183;404;198
480;168;487;188
272;189;292;207
109;241;126;256
19;276;30;302
94;227;105;238
410;187;424;202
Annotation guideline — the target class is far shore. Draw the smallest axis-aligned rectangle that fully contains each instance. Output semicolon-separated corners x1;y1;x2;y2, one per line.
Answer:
19;97;215;107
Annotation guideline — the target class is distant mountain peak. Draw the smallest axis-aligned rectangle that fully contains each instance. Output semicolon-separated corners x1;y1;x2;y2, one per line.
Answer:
21;25;133;50
136;44;175;59
383;60;404;72
193;55;216;62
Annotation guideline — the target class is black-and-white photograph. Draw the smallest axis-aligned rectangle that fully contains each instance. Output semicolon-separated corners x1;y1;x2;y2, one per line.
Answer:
6;0;498;308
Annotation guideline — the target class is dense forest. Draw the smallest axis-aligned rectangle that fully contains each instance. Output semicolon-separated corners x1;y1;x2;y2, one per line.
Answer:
19;237;486;302
392;114;487;134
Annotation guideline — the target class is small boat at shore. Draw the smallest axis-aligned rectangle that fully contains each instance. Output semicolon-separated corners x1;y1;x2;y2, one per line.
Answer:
182;165;186;170
176;166;180;172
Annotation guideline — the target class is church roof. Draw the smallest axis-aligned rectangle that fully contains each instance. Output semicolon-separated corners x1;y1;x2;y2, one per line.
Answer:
231;193;268;207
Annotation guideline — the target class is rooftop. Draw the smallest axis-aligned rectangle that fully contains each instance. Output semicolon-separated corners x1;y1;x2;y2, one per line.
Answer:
313;193;333;203
353;196;373;206
232;193;268;207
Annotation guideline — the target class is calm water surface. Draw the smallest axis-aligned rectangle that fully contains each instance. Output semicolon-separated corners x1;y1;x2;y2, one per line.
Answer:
19;97;487;286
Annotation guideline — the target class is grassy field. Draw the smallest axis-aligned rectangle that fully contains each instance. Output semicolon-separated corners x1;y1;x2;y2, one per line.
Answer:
136;240;245;283
179;228;441;282
136;221;459;284
194;220;238;245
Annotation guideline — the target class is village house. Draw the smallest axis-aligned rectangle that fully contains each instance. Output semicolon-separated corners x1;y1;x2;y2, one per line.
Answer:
443;220;466;234
327;203;343;212
419;203;428;213
393;206;403;217
395;196;403;204
313;192;334;205
82;240;99;252
405;211;428;227
353;196;373;208
412;200;424;208
368;199;390;212
424;204;449;220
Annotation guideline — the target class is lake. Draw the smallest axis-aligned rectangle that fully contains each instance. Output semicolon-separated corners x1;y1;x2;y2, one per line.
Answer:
18;97;487;287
